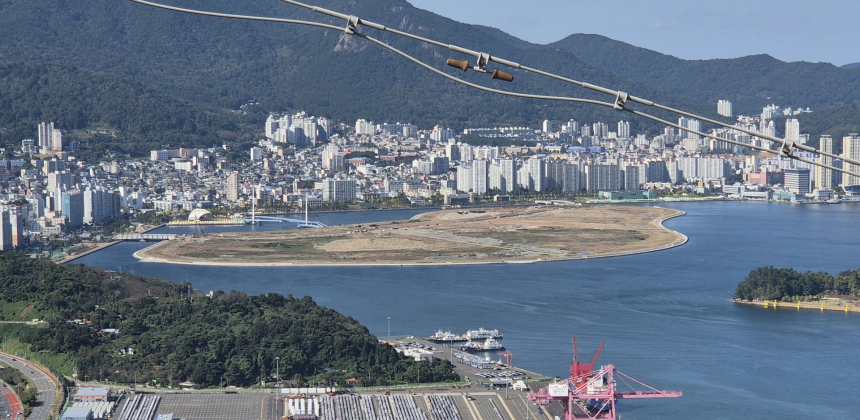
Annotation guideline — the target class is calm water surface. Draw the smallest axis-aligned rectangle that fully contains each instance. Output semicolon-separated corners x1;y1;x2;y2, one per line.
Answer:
76;202;860;419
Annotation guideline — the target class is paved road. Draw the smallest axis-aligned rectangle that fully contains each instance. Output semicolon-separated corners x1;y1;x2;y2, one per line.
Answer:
0;381;16;419
0;353;58;420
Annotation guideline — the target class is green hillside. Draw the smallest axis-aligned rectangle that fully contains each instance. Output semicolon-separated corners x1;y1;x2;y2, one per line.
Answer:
0;253;456;387
0;62;255;157
551;34;860;115
0;0;696;134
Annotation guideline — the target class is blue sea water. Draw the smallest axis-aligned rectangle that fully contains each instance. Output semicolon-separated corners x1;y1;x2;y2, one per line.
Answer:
75;202;860;419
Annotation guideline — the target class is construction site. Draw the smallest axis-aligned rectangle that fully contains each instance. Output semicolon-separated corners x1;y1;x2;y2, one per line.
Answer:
136;206;687;266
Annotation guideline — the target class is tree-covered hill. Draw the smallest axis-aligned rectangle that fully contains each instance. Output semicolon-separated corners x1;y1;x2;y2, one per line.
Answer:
734;266;860;302
551;34;860;116
0;62;256;156
0;253;456;387
0;0;700;134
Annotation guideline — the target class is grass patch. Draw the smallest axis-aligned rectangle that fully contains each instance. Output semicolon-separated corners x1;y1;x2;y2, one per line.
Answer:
0;302;46;321
0;328;77;378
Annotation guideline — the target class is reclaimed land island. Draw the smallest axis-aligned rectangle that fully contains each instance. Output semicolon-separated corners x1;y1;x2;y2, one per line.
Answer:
136;205;687;266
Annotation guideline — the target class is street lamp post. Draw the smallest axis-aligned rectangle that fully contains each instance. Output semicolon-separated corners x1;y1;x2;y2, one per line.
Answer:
387;317;390;344
275;356;280;420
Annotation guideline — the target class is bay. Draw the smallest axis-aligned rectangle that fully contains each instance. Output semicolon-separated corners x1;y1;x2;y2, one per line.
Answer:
74;202;860;419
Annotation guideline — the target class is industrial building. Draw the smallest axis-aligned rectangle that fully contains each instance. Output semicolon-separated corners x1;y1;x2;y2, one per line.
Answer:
60;406;93;420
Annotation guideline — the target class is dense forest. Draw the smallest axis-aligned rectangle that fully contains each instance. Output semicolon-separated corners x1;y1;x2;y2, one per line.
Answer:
0;253;458;387
0;0;701;135
0;62;257;157
734;266;860;302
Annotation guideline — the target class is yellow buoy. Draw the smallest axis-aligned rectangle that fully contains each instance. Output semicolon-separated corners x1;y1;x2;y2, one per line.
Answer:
763;301;769;307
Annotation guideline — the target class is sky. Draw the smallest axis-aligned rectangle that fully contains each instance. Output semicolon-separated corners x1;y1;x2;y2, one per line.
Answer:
408;0;860;66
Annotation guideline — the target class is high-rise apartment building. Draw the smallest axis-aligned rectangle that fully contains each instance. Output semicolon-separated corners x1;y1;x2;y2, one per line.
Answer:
457;163;473;193
678;117;701;140
843;134;860;187
717;100;733;118
355;119;375;135
585;165;621;193
617;121;631;139
542;120;553;134
61;188;85;229
816;135;834;189
38;122;63;151
321;145;344;170
785;119;800;143
445;143;461;162
322;179;357;202
592;122;609;139
489;159;516;192
0;210;11;251
227;172;239;201
525;158;544;192
471;160;488;194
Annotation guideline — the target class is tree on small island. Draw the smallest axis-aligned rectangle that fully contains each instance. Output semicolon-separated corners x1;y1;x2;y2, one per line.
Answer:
734;266;860;302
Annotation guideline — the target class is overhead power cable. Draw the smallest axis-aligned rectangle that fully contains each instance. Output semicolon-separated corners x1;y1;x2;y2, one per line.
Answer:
128;0;860;178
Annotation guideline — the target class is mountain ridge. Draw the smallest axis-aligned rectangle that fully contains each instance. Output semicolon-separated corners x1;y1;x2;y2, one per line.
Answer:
0;0;707;134
550;34;860;116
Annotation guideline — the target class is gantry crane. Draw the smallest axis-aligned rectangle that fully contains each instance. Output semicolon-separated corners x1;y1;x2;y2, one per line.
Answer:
528;337;681;420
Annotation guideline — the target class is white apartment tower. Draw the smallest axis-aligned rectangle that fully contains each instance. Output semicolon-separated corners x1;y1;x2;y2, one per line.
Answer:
842;134;860;187
542;120;553;134
471;160;488;194
489;159;516;192
617;121;631;139
717;100;733;118
38;122;63;151
525;158;544;192
321;144;344;170
785;119;800;143
816;135;834;189
678;117;701;140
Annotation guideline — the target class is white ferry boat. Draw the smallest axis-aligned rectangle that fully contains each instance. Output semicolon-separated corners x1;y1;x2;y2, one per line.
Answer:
465;327;503;340
427;330;467;343
461;337;506;353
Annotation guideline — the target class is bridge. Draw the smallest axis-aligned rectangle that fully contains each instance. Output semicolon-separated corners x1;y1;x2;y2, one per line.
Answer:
113;234;178;241
241;216;326;228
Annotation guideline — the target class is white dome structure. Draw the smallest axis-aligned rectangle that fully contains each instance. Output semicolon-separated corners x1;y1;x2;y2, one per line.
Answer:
188;209;214;222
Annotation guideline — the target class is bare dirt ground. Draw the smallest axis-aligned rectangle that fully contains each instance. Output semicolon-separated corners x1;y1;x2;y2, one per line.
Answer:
137;205;686;266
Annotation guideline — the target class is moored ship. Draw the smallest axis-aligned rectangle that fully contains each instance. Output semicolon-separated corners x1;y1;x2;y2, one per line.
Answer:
465;327;503;340
461;337;505;353
426;330;468;343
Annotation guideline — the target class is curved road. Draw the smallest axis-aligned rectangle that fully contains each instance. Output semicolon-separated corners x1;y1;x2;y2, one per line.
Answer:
0;352;58;420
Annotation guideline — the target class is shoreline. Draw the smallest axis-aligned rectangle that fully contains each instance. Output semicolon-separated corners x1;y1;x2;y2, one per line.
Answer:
733;298;860;313
133;209;689;268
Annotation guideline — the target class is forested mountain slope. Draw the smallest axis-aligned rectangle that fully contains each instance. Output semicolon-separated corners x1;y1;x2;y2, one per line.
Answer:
0;254;456;387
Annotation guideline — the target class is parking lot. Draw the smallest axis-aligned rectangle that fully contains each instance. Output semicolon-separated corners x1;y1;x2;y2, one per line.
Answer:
112;393;274;420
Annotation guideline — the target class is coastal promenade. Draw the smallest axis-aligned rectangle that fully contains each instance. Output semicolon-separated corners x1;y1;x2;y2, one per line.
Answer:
733;298;860;313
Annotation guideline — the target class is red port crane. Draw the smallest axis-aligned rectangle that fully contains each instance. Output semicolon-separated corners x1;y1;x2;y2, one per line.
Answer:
528;337;681;420
497;351;513;367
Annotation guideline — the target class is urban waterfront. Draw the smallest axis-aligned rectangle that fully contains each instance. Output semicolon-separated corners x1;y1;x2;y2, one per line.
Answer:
76;202;860;419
